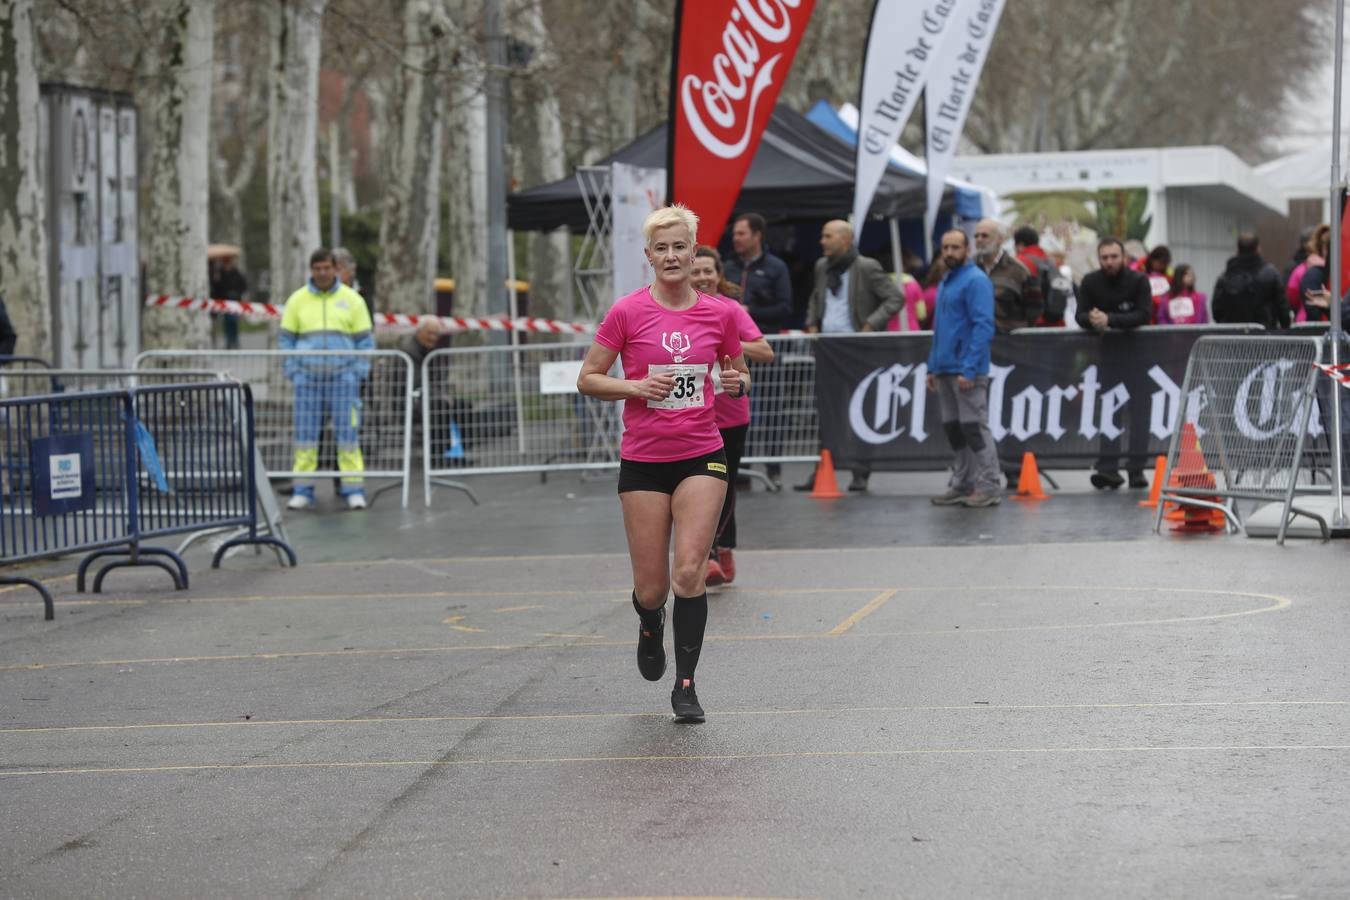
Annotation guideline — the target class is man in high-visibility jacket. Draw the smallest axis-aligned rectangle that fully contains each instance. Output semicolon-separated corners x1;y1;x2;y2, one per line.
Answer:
280;248;374;510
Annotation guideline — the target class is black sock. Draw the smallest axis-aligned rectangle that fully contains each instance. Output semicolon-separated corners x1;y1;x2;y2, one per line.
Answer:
632;591;663;629
672;592;708;681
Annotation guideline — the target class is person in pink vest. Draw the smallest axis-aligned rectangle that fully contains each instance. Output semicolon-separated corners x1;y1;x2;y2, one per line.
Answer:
1155;264;1209;325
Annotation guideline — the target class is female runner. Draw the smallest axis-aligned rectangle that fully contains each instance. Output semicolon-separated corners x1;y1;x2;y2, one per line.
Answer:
577;205;749;723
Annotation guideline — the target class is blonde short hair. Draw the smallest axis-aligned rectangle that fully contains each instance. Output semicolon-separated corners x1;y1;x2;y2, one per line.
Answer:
642;204;699;245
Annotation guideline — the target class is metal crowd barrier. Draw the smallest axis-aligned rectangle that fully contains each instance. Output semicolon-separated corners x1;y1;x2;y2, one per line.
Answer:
1;381;295;619
0;368;226;399
744;334;825;478
137;350;415;507
421;340;621;504
1153;334;1327;542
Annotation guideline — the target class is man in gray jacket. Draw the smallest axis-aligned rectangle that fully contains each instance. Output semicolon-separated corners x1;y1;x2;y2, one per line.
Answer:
799;219;905;492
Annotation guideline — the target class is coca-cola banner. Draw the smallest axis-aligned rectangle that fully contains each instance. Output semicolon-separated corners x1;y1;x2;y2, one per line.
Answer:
852;0;960;228
668;0;816;244
923;0;1004;241
813;328;1298;470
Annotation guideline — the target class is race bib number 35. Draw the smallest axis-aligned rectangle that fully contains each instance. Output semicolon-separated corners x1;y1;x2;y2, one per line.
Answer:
646;363;707;410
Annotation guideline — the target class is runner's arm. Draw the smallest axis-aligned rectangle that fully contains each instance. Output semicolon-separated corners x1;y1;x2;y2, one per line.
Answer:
577;342;673;402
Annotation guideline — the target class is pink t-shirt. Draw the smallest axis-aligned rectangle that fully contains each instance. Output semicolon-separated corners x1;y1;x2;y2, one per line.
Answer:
594;287;742;462
711;296;762;429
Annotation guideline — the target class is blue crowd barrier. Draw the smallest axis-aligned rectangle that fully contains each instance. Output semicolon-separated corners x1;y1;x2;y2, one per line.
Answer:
0;382;296;620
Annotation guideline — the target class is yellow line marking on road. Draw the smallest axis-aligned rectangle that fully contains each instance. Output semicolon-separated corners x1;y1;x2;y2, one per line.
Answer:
4;700;1344;736
493;604;550;613
827;589;898;636
8;743;1350;778
0;589;1291;672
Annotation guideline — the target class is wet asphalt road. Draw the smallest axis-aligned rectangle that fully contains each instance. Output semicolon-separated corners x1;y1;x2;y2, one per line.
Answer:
2;466;1349;898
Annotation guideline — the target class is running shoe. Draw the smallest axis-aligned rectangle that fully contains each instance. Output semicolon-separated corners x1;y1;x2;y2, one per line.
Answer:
671;678;705;723
705;556;726;587
929;488;969;506
716;547;735;584
958;492;1002;507
636;607;666;681
286;493;315;511
345;492;368;510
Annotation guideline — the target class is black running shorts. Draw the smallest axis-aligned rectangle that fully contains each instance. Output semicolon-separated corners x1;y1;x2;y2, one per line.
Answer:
617;449;730;494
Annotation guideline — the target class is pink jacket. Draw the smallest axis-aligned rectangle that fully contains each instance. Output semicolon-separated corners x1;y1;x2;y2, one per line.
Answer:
885;274;925;331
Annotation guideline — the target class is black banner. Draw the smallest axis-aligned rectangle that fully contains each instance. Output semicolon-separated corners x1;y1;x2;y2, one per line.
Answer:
814;327;1265;471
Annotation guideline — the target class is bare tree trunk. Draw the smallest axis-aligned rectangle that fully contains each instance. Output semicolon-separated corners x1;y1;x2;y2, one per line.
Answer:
141;0;214;350
267;0;324;298
512;0;567;321
0;0;50;359
446;0;487;320
376;0;449;314
0;0;49;361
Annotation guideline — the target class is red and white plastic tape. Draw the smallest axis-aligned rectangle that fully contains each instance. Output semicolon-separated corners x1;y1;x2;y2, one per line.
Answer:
144;295;595;334
1314;361;1350;388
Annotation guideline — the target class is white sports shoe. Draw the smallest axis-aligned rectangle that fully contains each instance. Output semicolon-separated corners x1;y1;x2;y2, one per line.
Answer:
286;493;314;511
345;493;367;510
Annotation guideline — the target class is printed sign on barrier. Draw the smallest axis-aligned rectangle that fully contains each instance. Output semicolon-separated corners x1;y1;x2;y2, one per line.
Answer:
31;433;96;516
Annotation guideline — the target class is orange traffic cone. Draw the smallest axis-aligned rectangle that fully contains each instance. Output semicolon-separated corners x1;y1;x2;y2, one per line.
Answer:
1166;424;1226;533
1011;451;1048;501
809;450;845;499
1138;455;1167;508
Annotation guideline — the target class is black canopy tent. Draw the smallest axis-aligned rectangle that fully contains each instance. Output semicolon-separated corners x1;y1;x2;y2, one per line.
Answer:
506;104;954;233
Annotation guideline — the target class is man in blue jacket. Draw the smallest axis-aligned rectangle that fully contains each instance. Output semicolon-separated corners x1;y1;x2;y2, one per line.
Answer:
926;229;1001;508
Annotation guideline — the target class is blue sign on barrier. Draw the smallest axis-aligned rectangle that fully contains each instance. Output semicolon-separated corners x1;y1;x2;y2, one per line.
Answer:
30;433;95;515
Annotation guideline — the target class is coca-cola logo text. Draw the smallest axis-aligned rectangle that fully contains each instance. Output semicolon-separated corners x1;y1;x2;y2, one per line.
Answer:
679;0;803;160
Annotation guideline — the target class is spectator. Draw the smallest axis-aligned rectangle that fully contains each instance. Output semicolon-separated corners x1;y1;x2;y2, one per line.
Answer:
1014;225;1070;327
918;257;947;330
400;318;445;394
974;218;1042;333
1155;264;1209;325
925;229;1001;508
885;273;925;332
1298;226;1335;323
0;293;16;359
799;219;905;492
333;246;375;322
1077;237;1152;490
723;212;792;488
1141;245;1172;323
1287;224;1327;323
1212;232;1289;329
280;248;375;511
209;252;247;349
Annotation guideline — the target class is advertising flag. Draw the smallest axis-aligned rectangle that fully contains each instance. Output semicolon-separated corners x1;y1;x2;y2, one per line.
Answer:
924;0;1004;240
668;0;816;245
852;0;960;228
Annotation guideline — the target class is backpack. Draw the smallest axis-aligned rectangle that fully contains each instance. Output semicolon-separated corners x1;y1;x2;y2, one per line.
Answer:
1030;255;1071;320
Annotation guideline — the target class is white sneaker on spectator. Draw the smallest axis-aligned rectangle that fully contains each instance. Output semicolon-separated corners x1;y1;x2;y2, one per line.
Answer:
345;493;367;510
286;494;314;511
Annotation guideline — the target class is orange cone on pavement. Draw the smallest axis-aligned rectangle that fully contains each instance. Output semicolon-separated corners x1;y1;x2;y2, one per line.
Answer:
809;450;845;499
1011;452;1048;501
1166;424;1226;533
1138;455;1167;508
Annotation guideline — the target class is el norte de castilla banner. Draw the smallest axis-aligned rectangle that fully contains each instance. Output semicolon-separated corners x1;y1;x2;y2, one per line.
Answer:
811;328;1319;470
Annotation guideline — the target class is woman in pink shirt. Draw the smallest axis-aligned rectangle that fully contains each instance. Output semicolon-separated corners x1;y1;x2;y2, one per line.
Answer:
578;205;749;723
1155;264;1209;325
690;245;774;587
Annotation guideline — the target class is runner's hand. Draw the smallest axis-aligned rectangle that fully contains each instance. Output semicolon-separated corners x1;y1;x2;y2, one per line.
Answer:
719;356;742;397
633;372;675;402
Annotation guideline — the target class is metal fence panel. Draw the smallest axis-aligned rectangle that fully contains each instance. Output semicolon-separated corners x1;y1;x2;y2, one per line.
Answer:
744;335;822;467
1155;335;1325;540
421;341;623;503
137;350;414;507
0;368;225;399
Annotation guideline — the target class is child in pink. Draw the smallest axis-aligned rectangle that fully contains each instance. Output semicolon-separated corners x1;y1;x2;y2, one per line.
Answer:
1155;264;1208;325
594;286;743;462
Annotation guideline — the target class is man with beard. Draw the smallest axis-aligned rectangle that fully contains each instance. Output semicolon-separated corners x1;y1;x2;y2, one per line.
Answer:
1076;237;1152;490
797;219;905;493
975;218;1041;334
927;229;1001;508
